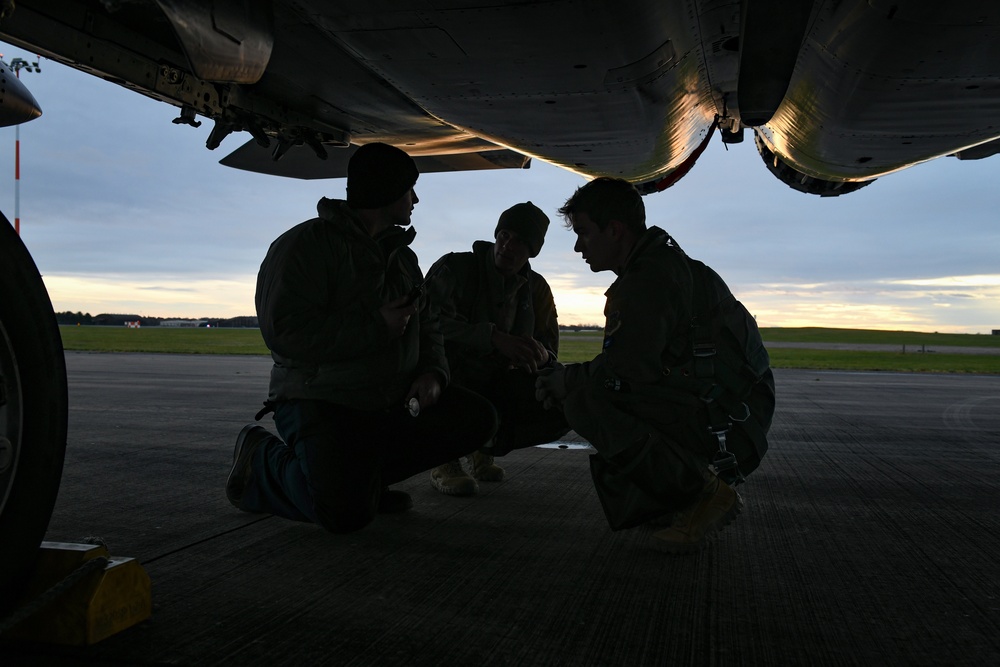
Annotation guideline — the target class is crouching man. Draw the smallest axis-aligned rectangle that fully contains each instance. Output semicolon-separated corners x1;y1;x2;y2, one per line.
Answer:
226;143;497;532
536;178;774;553
427;202;570;495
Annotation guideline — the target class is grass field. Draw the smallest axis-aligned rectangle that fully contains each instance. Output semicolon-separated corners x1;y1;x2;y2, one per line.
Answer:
60;325;268;356
58;325;1000;374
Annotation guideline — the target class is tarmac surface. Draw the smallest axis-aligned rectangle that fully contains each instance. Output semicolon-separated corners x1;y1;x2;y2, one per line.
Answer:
4;352;1000;665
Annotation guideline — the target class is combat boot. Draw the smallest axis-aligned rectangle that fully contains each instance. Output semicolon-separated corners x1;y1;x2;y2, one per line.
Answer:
226;424;273;508
429;460;479;496
467;450;505;482
650;472;743;554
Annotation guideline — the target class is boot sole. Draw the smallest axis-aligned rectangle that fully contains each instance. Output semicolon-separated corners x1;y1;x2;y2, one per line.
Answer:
226;424;266;507
430;478;479;496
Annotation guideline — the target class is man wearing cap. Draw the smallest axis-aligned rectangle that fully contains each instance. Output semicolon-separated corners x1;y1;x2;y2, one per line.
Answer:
225;142;498;533
425;202;570;496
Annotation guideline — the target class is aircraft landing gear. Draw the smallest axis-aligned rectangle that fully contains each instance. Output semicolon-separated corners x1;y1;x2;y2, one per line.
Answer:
0;211;68;610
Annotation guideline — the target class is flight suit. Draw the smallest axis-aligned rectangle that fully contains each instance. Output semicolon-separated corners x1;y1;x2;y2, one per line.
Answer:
561;227;722;525
429;241;568;454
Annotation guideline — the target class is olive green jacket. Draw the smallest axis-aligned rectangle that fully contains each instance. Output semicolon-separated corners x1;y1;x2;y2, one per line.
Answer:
563;226;693;395
256;198;448;409
428;240;558;388
565;227;772;526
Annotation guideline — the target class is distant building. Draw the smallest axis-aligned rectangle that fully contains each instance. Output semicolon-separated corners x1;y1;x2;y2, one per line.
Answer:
161;320;207;328
993;329;999;336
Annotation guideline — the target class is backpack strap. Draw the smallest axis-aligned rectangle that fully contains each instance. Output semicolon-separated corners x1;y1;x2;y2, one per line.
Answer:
671;248;760;483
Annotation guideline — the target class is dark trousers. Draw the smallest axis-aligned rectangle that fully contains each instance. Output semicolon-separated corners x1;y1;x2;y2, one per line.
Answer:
241;386;497;533
464;369;570;456
563;379;706;525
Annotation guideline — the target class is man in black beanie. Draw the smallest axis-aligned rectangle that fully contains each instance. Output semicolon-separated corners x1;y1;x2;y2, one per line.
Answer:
226;142;498;533
425;201;570;496
346;141;420;211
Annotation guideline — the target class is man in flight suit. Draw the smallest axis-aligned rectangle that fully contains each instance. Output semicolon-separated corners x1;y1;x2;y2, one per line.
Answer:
226;142;498;533
427;202;569;495
535;177;774;553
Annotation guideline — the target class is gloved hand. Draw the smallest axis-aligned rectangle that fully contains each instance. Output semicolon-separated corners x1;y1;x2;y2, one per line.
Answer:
534;363;567;410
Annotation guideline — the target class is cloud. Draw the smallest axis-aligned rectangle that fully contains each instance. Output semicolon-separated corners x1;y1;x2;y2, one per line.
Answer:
892;275;1000;287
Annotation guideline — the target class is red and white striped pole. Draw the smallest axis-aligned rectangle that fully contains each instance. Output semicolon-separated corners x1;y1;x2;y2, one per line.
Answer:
15;112;20;235
9;57;41;236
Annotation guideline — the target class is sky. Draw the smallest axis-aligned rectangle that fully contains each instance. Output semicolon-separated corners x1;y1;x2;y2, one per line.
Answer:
2;47;999;333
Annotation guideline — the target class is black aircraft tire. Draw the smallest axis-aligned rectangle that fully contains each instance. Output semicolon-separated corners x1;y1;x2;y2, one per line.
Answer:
0;215;68;610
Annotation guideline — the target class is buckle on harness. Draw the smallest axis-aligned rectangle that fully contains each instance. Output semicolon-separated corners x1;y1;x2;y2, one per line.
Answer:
693;341;716;378
693;342;716;358
709;426;745;485
729;401;750;423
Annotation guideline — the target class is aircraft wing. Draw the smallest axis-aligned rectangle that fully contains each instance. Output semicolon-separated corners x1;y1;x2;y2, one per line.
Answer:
0;0;998;195
218;136;530;179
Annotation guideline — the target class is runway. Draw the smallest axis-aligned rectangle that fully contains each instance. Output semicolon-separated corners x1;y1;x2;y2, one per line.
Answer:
4;352;1000;665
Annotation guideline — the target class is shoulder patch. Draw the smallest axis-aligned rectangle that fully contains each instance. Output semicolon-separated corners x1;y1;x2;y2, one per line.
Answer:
603;310;621;349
